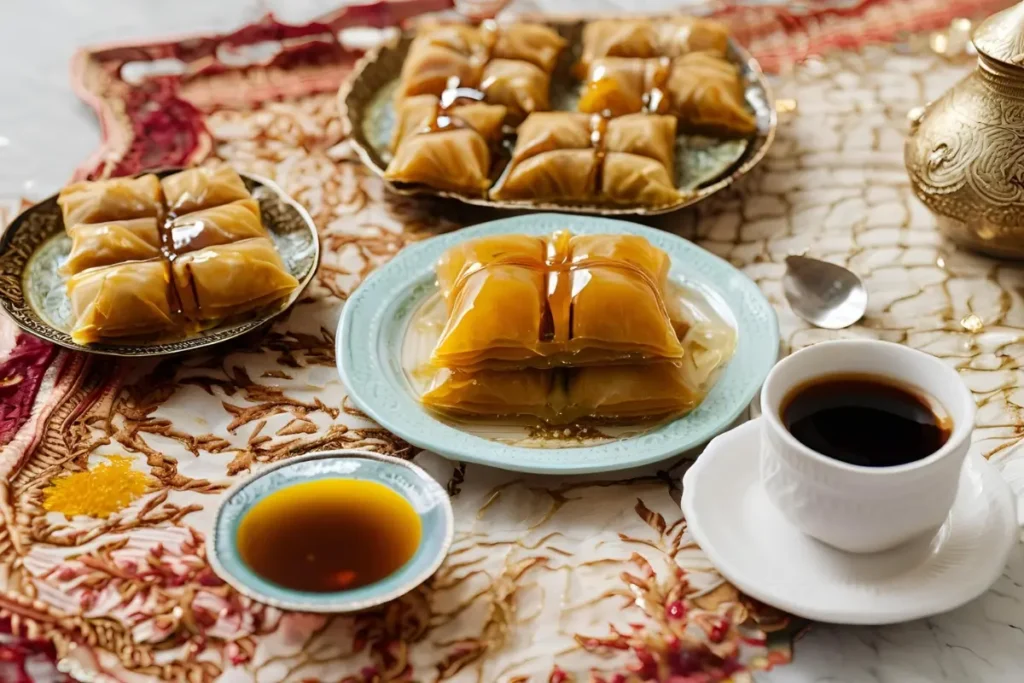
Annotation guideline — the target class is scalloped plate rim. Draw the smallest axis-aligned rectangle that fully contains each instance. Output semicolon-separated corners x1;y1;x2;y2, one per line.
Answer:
337;213;780;475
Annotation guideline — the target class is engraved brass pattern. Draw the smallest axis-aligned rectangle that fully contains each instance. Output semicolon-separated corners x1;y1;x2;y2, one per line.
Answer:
906;4;1024;257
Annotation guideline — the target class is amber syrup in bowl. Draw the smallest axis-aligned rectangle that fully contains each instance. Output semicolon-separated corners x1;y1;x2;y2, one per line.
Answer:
210;451;454;612
237;478;422;592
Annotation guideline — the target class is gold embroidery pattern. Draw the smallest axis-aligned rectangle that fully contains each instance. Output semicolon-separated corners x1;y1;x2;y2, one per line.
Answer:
2;9;1018;682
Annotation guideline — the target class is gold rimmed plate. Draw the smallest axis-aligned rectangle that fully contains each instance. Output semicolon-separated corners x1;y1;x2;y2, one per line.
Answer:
339;19;776;216
0;170;320;357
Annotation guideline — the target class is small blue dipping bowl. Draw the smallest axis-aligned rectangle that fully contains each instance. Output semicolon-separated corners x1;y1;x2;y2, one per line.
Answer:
210;450;454;612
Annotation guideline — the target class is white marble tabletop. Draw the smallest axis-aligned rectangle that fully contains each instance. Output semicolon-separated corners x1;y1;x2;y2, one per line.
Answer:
1;2;1023;682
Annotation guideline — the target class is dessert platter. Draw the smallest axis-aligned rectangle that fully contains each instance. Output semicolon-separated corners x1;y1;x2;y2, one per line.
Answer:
8;3;1024;681
341;15;775;215
0;166;319;356
338;213;779;474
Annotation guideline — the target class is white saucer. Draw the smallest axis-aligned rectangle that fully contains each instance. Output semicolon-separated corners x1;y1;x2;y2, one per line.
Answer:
681;419;1019;625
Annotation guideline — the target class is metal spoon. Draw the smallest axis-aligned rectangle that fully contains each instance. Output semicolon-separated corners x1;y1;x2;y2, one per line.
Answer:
783;255;867;329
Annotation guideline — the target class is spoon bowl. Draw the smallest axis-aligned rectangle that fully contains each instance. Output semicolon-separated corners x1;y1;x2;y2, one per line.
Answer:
783;255;867;329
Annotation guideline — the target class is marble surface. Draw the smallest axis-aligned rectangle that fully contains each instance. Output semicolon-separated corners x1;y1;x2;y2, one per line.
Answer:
2;2;1024;682
741;45;1024;683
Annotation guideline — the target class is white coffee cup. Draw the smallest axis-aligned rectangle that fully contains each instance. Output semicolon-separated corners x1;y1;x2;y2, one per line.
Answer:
759;339;976;554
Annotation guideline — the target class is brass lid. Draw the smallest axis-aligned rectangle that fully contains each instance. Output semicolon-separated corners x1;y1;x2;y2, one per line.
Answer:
973;2;1024;67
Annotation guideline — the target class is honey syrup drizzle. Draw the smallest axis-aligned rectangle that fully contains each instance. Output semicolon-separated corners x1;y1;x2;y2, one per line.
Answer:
476;19;500;68
587;113;609;198
545;231;572;343
157;206;188;320
420;82;487;136
420;20;504;138
643;56;673;114
540;233;559;342
237;478;422;592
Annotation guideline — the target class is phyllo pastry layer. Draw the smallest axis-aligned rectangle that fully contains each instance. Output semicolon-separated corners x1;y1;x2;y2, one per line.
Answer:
579;16;730;67
665;52;757;135
398;36;486;100
491;112;680;206
479;58;551;122
492;23;566;72
578;54;755;135
421;362;699;424
397;22;565;101
430;232;683;370
62;218;161;276
161;165;251;215
58;174;163;228
67;259;178;344
385;94;508;195
56;167;299;345
167;198;266;255
171;237;299;321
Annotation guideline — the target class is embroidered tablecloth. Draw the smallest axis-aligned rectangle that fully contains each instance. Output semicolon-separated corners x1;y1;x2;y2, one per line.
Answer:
1;1;1023;681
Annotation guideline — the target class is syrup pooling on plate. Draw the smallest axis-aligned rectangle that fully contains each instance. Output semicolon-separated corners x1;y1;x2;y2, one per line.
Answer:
402;232;737;439
237;479;422;593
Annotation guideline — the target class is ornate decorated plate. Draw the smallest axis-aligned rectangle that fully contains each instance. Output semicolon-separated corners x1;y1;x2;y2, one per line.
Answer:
210;450;454;613
337;213;778;474
0;170;319;357
339;20;776;217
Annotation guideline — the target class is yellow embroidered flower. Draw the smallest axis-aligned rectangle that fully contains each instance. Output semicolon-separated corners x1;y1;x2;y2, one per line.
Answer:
43;456;151;519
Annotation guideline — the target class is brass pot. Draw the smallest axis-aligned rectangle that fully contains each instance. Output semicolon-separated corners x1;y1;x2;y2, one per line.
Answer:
905;2;1024;258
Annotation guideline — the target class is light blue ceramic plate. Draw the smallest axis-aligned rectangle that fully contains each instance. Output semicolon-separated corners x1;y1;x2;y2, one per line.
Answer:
338;214;779;474
210;450;453;613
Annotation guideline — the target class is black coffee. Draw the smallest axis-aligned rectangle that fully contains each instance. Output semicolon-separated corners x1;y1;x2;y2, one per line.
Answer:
781;374;951;467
